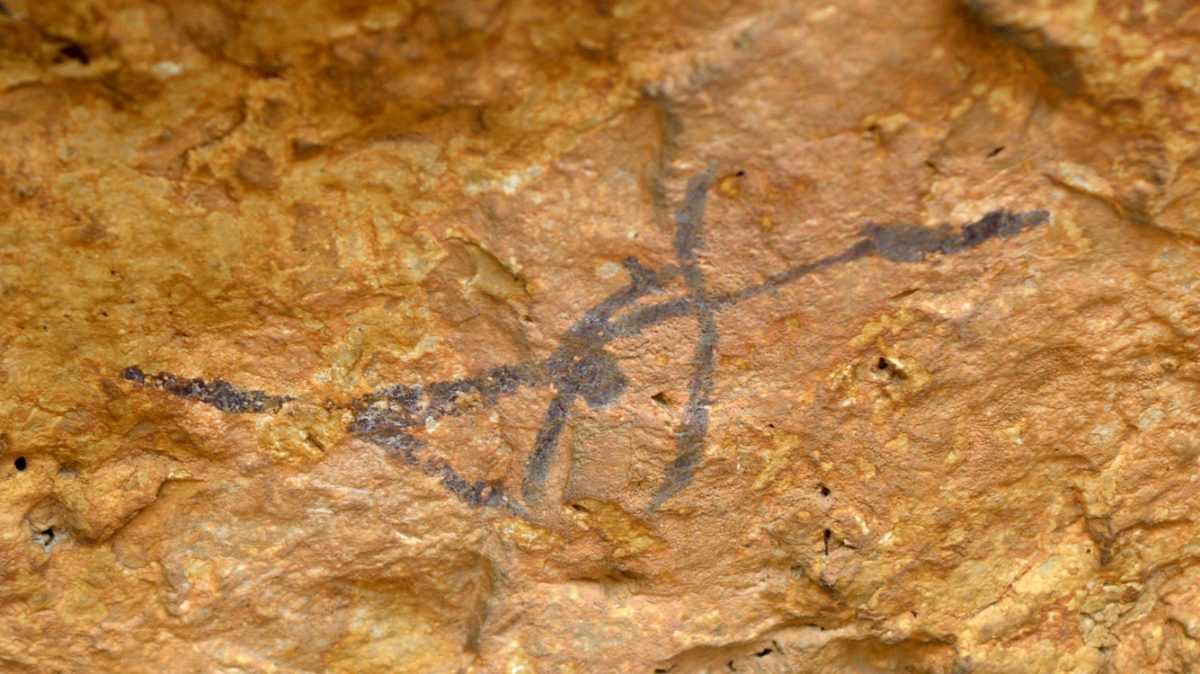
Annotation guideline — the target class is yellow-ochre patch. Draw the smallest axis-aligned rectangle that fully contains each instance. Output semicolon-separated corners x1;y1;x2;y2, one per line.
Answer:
257;404;350;464
461;241;529;303
315;304;438;387
497;517;565;553
850;308;919;349
326;583;469;674
754;432;801;490
717;173;742;198
567;498;664;559
885;433;911;454
845;309;933;408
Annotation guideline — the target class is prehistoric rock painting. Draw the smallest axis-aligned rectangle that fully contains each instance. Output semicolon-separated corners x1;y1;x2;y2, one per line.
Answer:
124;171;1048;517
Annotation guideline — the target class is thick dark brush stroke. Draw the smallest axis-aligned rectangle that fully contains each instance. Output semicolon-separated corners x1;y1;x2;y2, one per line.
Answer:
653;172;719;508
121;366;291;413
123;179;1049;516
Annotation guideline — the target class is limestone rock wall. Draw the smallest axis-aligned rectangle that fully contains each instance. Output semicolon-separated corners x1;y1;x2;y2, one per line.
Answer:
1;1;1199;672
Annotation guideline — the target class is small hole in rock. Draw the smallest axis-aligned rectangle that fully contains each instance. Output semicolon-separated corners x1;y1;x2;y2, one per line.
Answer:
819;484;830;497
877;357;889;370
823;528;832;555
35;527;55;550
14;457;26;471
291;139;325;159
735;170;746;177
56;43;90;65
755;648;773;657
651;392;669;406
987;146;1004;158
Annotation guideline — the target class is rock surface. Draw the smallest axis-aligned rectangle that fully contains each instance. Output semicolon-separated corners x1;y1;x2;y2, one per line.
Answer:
1;1;1199;672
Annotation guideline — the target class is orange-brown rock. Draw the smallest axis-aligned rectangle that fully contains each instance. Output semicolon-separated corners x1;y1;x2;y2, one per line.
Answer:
1;1;1199;672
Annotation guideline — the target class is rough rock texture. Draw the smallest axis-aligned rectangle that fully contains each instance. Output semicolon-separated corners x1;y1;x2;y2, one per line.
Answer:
2;1;1199;672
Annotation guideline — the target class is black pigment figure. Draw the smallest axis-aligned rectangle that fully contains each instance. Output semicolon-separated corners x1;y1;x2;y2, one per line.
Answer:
122;171;1049;517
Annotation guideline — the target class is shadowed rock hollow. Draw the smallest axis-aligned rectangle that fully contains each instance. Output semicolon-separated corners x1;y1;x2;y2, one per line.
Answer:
1;1;1199;672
